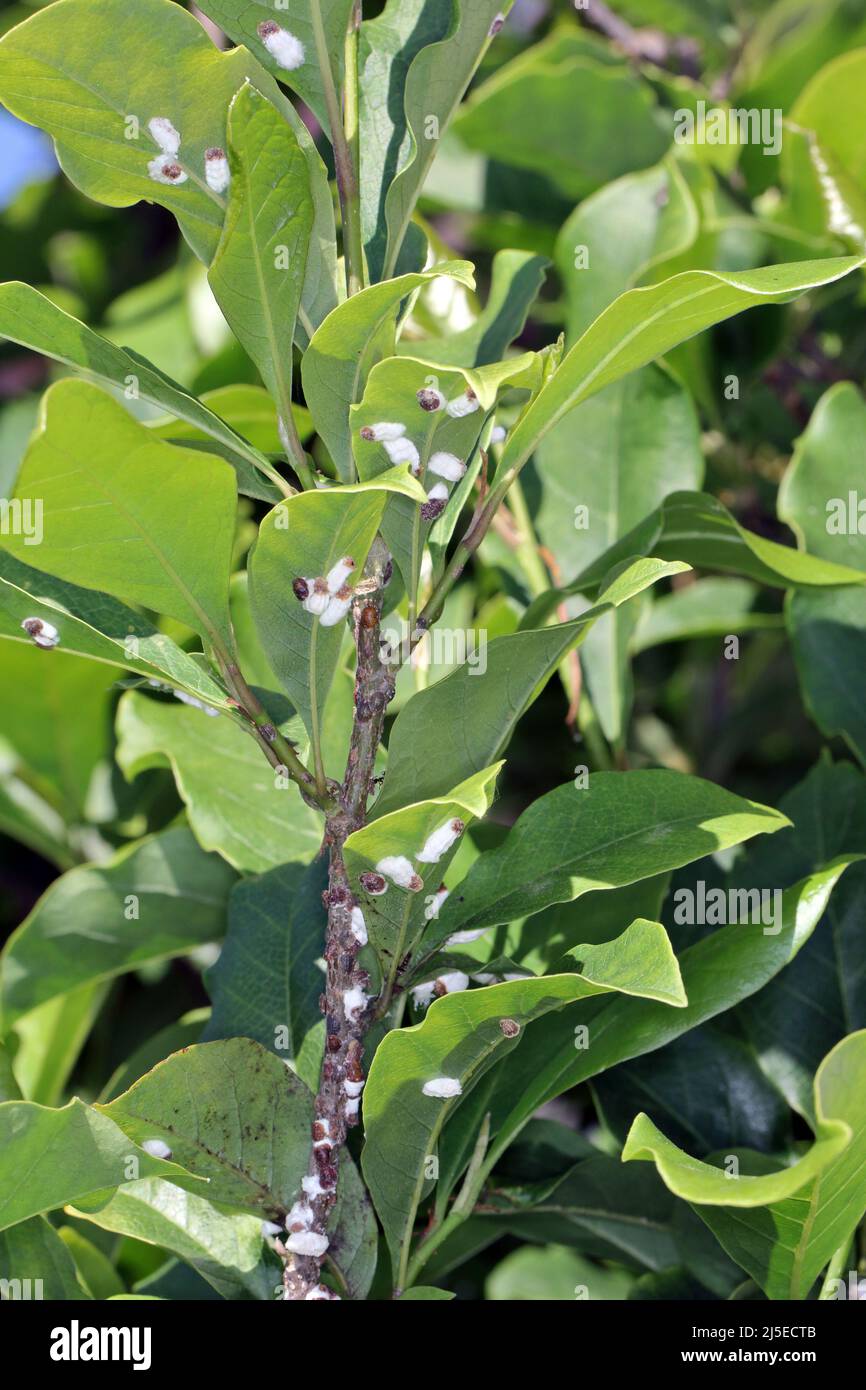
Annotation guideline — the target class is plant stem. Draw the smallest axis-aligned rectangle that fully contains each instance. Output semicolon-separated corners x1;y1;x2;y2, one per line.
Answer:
819;1238;854;1300
278;410;316;491
215;650;333;811
342;2;365;297
311;0;365;298
281;539;395;1300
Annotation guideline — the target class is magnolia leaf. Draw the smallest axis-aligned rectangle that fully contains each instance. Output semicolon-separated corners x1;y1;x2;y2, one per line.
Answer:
343;764;502;979
249;472;425;766
0;827;235;1032
301;261;475;480
100;1038;314;1221
405;249;549;368
3;380;239;649
364;0;515;281
778;382;866;764
0;552;231;711
361;916;685;1277
433;862;855;1216
352;353;537;598
115;691;321;874
0;1216;89;1300
374;557;689;816
623;1030;866;1300
0;282;281;500
453;34;671;203
148;384;313;455
499;257;865;488
204;859;329;1091
0;0;338;326
527;491;866;628
195;1;355;140
70;1179;279;1301
0;1098;202;1233
208;84;313;442
432;770;788;946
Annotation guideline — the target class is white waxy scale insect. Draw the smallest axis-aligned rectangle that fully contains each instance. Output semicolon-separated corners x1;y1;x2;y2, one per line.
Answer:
148;117;181;155
424;886;449;921
325;557;355;594
320;586;353;627
427;452;466;483
350;906;368;946
383;436;421;470
343;985;368;1024
446;390;480;419
148;156;188;186
446;926;490;946
285;1230;329;1257
257;21;306;71
20;617;60;649
205;147;230;194
422;1077;463;1098
344;1079;364;1098
303;577;330;616
417;818;465;863
377;855;422;891
360;421;406;442
141;1138;172;1160
261;1220;283;1238
427;481;449;503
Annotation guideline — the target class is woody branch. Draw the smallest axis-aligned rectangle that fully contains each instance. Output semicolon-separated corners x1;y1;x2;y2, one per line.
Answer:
280;539;394;1300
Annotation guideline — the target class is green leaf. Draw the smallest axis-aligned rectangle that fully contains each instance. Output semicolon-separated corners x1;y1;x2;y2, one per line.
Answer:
778;382;866;764
554;160;698;345
404;249;548;368
435;862;855;1210
148;384;312;455
0;1217;89;1300
623;1030;866;1300
485;1244;634;1301
249;473;425;760
433;770;788;947
343;764;502;979
374;556;689;816
453;34;671;203
362;917;685;1276
0;1097;201;1232
397;1284;455;1300
498;257;865;489
529;492;866;626
301;261;474;480
632;578;780;652
594;1024;790;1156
352;353;537;597
195;1;355;140
204;859;328;1091
115;691;322;874
70;1179;278;1301
326;1150;378;1302
0;827;235;1032
0;642;116;820
732;756;866;1118
477;1153;679;1273
4;380;238;649
11;983;107;1106
792;48;866;193
99;1038;313;1221
366;0;515;281
0;0;280;262
0;552;231;711
0;282;281;501
208;84;313;445
535;367;703;743
57;1226;126;1300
